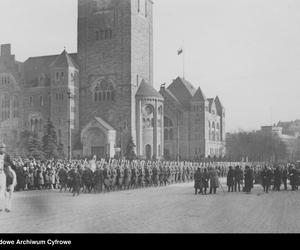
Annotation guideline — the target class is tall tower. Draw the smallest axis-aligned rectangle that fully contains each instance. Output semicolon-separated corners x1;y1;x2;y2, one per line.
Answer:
50;50;80;157
78;0;153;157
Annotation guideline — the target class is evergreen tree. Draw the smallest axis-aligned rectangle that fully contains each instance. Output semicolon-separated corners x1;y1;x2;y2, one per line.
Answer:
125;137;136;161
42;119;58;159
27;133;45;160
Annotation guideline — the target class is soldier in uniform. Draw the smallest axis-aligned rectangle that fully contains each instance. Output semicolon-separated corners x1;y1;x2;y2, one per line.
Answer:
282;166;288;191
244;166;254;194
234;166;243;192
72;167;82;196
261;166;272;193
289;165;298;191
202;168;209;195
273;166;282;192
194;168;203;195
227;166;235;192
152;163;158;186
209;167;220;194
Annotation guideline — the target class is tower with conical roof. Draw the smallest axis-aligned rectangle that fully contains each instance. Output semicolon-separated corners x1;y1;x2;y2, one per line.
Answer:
50;50;80;157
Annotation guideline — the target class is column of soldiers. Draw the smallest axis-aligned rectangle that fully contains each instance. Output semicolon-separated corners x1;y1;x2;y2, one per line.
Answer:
5;154;300;197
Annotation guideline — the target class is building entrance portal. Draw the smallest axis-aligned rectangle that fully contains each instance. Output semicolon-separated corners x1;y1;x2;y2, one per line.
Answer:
81;117;117;159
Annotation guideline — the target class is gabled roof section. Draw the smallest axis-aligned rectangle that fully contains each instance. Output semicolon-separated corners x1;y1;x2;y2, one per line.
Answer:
191;87;206;102
50;50;78;69
136;80;163;100
23;52;78;87
214;96;224;115
207;98;215;112
167;77;196;108
94;117;115;131
160;87;184;111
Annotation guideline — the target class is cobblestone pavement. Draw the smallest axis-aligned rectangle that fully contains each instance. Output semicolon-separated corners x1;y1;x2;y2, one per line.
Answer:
1;179;300;233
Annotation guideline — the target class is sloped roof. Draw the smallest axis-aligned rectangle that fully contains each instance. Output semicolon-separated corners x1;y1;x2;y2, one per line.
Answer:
167;77;196;108
163;88;183;107
191;87;206;102
136;80;163;100
50;50;78;69
214;96;224;116
207;98;215;111
215;96;223;108
94;117;115;131
23;52;78;87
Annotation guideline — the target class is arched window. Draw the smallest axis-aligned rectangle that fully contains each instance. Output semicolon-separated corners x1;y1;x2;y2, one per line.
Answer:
29;96;33;107
216;123;220;141
208;121;211;140
13;95;19;118
39;119;43;132
164;116;174;141
94;79;115;103
212;122;216;141
40;96;44;106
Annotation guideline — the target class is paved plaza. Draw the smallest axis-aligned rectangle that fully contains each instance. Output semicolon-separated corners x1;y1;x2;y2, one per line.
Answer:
1;179;300;233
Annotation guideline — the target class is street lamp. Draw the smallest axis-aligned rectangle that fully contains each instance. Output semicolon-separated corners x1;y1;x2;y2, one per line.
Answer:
67;89;73;161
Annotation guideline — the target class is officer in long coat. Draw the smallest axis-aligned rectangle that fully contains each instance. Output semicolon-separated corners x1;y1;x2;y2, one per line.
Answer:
273;166;282;191
194;168;203;195
244;166;254;193
72;168;82;196
261;166;272;193
234;166;243;192
209;167;219;194
202;168;209;195
227;166;235;192
282;166;288;191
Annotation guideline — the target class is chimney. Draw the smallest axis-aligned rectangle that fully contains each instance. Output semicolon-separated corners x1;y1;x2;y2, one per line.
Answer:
1;44;11;56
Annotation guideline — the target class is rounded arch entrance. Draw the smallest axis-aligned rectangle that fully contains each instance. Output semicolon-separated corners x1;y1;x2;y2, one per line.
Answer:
82;127;107;159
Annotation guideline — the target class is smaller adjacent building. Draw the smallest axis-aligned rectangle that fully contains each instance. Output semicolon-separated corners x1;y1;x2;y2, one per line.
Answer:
261;125;300;161
160;77;226;160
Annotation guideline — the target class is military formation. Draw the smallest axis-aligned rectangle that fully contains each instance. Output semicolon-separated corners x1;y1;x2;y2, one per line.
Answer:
1;138;300;202
8;157;229;196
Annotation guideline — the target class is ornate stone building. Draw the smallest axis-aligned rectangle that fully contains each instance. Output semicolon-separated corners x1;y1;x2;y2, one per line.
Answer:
0;0;164;160
0;0;225;160
160;77;226;160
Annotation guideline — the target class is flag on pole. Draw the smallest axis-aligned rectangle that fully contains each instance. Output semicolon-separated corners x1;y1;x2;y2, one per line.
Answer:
177;48;183;55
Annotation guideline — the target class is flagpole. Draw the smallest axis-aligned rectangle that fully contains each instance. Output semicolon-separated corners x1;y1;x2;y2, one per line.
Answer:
182;42;185;79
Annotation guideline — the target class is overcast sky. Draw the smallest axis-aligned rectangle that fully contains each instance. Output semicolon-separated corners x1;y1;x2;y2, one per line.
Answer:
1;0;300;132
